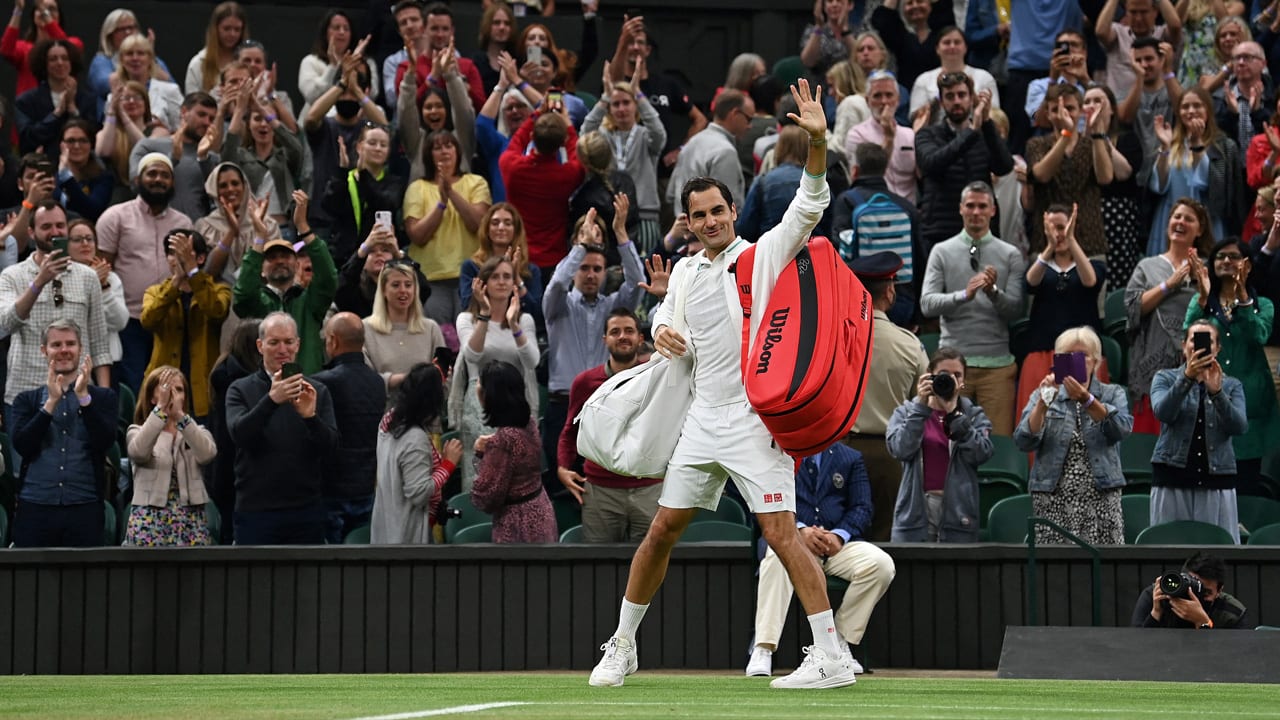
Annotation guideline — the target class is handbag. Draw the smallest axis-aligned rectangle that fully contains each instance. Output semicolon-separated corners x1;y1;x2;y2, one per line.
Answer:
574;260;695;478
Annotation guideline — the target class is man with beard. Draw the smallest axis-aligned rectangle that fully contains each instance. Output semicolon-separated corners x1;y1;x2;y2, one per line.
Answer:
556;308;659;542
128;93;221;221
332;224;428;317
915;72;1013;254
392;3;485;115
0;203;111;456
97;152;194;392
232;192;337;374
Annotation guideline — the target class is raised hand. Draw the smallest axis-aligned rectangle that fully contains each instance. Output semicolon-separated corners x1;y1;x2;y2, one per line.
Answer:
73;354;92;398
505;289;522;328
1066;202;1079;242
1153;115;1173;150
337;135;351;169
294;381;318;418
638;254;671;298
472;277;492;314
785;78;826;138
611;193;630;242
292;190;310;235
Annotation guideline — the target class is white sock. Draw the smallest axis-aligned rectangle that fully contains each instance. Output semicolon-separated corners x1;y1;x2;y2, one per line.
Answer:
615;599;649;642
807;610;845;656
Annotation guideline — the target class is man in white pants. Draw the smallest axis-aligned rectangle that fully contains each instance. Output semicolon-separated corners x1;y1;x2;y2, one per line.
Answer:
589;80;858;690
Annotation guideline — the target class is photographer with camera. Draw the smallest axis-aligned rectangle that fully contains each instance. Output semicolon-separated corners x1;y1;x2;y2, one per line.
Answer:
887;347;994;542
1130;552;1251;629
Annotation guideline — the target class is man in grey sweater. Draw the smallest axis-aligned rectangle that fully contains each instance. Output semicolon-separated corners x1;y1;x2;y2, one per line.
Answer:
919;181;1025;435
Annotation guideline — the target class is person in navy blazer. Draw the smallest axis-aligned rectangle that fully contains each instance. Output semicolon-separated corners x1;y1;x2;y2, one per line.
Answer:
15;39;100;164
744;442;897;677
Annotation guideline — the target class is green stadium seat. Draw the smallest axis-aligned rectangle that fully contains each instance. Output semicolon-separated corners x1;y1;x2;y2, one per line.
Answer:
681;521;752;542
1121;493;1150;544
1104;288;1126;336
918;332;940;359
204;502;221;545
1120;433;1156;483
343;524;371;544
987;494;1033;543
1100;334;1125;386
979;435;1028;485
1122;477;1152;495
552;494;582;534
451;522;493;544
102;500;117;546
117;383;137;435
559;524;584;542
572;90;598;108
771;55;811;87
1134;520;1236;545
692;496;748;526
1246;523;1280;545
978;477;1023;532
444;492;491;543
1236;496;1280;536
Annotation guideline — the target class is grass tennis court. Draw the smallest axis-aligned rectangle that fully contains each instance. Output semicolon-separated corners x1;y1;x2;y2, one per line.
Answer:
2;673;1278;719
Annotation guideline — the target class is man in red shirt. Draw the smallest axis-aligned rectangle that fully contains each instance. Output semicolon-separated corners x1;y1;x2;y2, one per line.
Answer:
393;2;486;113
557;308;659;542
499;102;585;275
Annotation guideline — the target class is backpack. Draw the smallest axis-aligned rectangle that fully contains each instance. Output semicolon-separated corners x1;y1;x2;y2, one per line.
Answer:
839;190;914;281
732;237;875;458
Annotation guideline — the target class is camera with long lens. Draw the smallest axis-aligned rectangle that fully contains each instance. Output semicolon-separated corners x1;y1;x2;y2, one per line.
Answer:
931;370;957;401
1159;571;1204;600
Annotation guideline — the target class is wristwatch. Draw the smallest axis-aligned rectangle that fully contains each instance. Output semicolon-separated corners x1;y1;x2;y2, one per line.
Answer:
1199;620;1213;629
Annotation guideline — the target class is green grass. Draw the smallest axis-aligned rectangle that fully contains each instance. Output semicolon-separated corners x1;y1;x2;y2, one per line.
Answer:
1;674;1278;719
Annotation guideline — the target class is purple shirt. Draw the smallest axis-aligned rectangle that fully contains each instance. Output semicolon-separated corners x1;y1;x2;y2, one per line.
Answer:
922;409;950;493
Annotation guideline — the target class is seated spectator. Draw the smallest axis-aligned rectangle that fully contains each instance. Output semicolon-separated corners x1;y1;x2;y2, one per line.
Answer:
96;80;168;200
404;129;491;328
471;360;558;544
124;365;216;547
568;132;639;261
1;0;83;97
886;348;993;542
108;34;181;132
1016;205;1106;414
467;2;518;94
450;256;540;489
1213;41;1274;153
8;318;115;547
1146;87;1245;257
1090;83;1145;288
1015;326;1132;545
799;0;858;76
333;224;428;319
320;121;401;268
1094;0;1182;103
363;259;446;390
65;218;126;368
908;27;1000;118
745;442;895;678
371;362;461;544
198;161;280;285
1026;84;1111;257
1131;552;1251;629
15;39;99;164
1150;320;1248;542
297;9;379;117
1185;238;1277;496
501;103;584;277
868;0;954;90
397;50;475;181
458;202;542;319
139;229;230;421
1126;198;1213;434
88;10;175;103
184;1;249;95
53;118;111;220
225;311;338;545
221;89;304;226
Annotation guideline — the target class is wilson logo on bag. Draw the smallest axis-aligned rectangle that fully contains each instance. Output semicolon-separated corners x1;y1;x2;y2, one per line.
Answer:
733;237;874;458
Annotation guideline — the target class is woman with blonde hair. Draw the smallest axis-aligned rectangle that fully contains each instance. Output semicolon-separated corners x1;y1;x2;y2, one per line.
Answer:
109;33;180;130
459;202;541;319
1197;15;1251;93
826;60;870;158
363;261;447;391
1015;326;1132;545
96;79;167;196
124;366;217;547
89;9;174;101
568;131;639;262
1178;0;1229;87
184;1;249;94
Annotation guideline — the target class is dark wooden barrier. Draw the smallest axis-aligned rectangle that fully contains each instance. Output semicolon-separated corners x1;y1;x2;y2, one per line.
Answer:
2;543;1279;674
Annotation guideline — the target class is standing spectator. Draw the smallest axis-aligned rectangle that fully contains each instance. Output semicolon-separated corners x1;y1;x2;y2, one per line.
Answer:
1015;326;1132;545
1178;0;1229;88
915;72;1013;252
1095;0;1183;103
404;129;491;328
1249;189;1280;360
381;0;429;117
471;360;557;544
88;10;175;104
1147;87;1245;257
226;312;338;545
8;319;114;547
0;0;83;97
1126;198;1212;434
320;121;402;268
15;39;99;164
869;0;955;90
1150;320;1248;542
333;225;423;318
556;308;658;542
312;312;386;544
363;259;446;390
207;320;258;545
108;34;182;132
844;252;929;541
887;348;994;542
184;2;249;95
96;152;193;392
371;362;461;544
1023;31;1092;137
468;2;518;94
908;27;1000;117
1212;40;1274;154
1025;84;1112;257
1244;97;1280;241
845;70;917;205
123;366;215;547
800;0;859;75
1184;238;1277;495
397;49;475;181
139;229;230;422
449;256;539;488
53;119;111;221
65;218;126;368
392;3;485;115
474;56;534;202
1092;81;1146;288
458;202;542;318
919;181;1026;435
197;161;280;287
826;60;871;159
1118;38;1181;171
221;88;304;226
500;104;584;276
297;10;378;116
96;80;167;201
568;132;639;261
850;30;911;124
128;93;220;222
1004;0;1083;154
516;20;597;95
667;89;754;209
740;127;812;243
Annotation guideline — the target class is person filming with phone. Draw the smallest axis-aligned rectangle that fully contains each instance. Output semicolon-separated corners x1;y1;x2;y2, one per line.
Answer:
1149;320;1248;542
1015;326;1132;545
1130;551;1251;629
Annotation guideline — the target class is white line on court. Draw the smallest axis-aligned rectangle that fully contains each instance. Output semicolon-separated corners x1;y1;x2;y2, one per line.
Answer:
346;702;526;720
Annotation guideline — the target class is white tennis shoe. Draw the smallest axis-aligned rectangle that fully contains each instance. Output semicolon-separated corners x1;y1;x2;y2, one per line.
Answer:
769;645;857;689
589;636;638;687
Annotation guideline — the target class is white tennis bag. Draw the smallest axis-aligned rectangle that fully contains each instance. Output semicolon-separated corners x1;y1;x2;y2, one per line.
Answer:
574;261;694;478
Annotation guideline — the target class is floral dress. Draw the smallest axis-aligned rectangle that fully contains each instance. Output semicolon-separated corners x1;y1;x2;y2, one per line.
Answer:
1033;403;1124;545
124;466;211;547
1177;14;1220;89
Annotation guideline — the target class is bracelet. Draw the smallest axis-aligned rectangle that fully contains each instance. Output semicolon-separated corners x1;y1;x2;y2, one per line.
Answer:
78;394;92;407
1036;256;1053;269
476;314;491;323
1159;281;1170;294
292;241;306;252
516;81;529;91
1090;133;1108;140
21;199;34;210
152;406;168;420
265;113;278;123
1084;393;1095;408
494;85;510;95
1060;129;1073;138
215;240;230;253
1221;65;1230;75
176;415;193;430
361;95;372;105
1164;72;1175;80
297;230;315;242
1157;148;1171;157
186;267;199;278
436;201;448;211
105;115;116;124
512;329;524;339
253;237;265;246
809;135;826;146
28;281;40;294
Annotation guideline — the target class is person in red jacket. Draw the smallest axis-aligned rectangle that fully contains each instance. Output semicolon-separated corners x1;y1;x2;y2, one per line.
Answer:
499;100;584;276
393;2;486;114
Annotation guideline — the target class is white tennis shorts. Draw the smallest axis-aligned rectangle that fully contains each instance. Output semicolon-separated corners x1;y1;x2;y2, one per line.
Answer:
660;400;796;514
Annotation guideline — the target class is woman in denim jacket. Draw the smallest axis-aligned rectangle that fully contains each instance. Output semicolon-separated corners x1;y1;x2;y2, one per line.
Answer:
1015;326;1132;545
1149;320;1248;543
888;348;994;542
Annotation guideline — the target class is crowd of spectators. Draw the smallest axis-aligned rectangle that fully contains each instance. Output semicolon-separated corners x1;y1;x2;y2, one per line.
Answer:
1;0;1279;549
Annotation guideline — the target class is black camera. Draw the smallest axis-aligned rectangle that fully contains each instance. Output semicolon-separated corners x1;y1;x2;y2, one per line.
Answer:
931;371;957;401
1159;571;1203;600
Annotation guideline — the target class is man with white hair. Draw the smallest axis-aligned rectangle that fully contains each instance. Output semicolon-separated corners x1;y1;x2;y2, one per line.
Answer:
1213;41;1276;152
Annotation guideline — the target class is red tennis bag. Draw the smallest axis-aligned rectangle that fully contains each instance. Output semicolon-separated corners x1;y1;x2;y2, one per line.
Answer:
732;237;875;458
